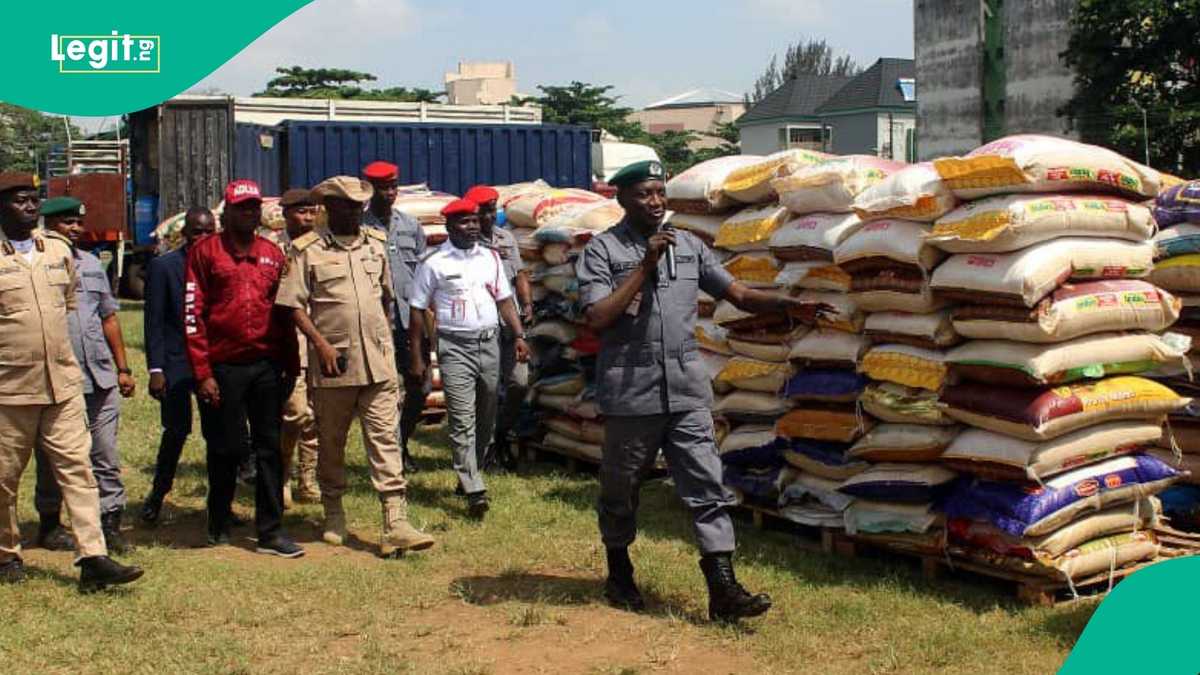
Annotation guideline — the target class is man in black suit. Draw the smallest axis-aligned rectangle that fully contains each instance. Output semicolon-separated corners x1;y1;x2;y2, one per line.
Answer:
139;208;218;525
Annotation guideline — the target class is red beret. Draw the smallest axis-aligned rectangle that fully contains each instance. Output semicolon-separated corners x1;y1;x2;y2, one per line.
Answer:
363;161;399;182
440;199;480;218
463;185;499;206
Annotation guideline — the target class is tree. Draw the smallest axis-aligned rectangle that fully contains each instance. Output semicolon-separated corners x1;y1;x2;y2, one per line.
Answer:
0;104;79;174
746;39;861;104
1062;0;1200;175
693;122;742;163
512;81;643;140
253;66;445;102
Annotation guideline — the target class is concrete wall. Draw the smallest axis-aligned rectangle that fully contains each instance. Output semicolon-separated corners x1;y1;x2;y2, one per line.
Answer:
876;113;918;161
1004;0;1078;138
629;103;746;150
826;112;878;155
914;0;984;160
739;123;784;156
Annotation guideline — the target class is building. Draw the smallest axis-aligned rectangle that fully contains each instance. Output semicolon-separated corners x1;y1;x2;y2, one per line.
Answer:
444;61;519;106
628;88;746;150
915;0;1077;160
737;58;917;161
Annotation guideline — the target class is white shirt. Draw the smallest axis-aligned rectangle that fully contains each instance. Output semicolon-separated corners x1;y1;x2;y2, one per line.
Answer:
10;238;35;264
410;242;513;332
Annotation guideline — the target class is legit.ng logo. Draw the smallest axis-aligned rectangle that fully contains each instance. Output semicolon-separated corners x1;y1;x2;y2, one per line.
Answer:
50;31;160;73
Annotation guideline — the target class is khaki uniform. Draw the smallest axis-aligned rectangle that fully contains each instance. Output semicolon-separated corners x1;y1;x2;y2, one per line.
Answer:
0;230;106;562
275;227;407;501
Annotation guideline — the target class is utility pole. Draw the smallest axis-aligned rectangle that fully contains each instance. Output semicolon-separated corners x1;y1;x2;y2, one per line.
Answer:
1130;97;1150;166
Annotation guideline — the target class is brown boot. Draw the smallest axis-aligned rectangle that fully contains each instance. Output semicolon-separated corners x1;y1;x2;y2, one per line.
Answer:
296;467;321;504
282;484;294;510
322;497;347;546
380;494;435;557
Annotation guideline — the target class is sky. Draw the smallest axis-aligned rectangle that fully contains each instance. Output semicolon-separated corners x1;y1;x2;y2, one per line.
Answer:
75;0;913;132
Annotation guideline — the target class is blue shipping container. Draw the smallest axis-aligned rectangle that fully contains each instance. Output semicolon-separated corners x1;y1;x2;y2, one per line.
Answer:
283;121;592;195
235;123;283;196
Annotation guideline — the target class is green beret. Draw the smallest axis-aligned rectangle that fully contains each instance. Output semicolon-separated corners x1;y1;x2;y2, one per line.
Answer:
609;160;666;188
41;196;85;217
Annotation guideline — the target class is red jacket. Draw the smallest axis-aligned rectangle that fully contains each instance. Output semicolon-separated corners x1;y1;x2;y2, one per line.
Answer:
184;233;298;381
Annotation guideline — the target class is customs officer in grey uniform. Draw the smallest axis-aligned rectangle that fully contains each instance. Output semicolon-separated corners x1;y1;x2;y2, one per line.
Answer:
464;185;533;471
363;161;430;471
34;196;137;554
576;160;825;622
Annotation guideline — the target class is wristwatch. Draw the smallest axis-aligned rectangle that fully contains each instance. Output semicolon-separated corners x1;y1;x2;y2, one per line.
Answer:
515;333;528;341
117;367;133;375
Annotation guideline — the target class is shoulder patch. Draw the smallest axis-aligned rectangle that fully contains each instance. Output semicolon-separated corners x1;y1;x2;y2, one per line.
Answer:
292;231;321;251
364;227;388;242
39;230;73;254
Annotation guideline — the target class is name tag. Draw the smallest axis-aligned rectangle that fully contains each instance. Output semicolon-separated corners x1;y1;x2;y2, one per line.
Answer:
445;273;462;280
675;254;696;264
613;261;640;272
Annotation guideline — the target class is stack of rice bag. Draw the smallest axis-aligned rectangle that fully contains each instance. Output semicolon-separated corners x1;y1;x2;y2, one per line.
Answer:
921;135;1192;583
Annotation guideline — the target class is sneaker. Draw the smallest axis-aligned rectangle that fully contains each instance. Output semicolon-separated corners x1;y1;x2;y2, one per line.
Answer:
256;535;305;559
139;494;164;526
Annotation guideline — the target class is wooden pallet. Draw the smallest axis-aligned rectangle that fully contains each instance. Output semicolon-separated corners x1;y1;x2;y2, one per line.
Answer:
520;440;602;474
729;501;837;555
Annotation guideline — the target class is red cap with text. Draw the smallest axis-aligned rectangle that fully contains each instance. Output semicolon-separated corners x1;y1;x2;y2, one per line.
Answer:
224;179;262;205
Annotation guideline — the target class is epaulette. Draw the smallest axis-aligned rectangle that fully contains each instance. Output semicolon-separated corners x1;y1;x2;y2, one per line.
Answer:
364;227;388;242
292;230;321;251
40;230;73;251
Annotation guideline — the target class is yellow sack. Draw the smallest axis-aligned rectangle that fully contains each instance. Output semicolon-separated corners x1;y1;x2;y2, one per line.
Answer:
860;345;949;392
715;204;790;251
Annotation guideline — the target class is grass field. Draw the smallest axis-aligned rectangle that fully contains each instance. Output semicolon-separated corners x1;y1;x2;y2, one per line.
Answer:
0;303;1094;674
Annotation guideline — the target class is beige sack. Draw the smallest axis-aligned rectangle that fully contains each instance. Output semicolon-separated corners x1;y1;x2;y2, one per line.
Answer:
722;149;832;204
667;155;763;214
789;330;870;367
852;162;958;223
864;311;961;349
774;261;853;292
834;219;946;272
670;212;725;243
943;422;1164;482
848;424;961;462
771;155;904;214
769;212;864;262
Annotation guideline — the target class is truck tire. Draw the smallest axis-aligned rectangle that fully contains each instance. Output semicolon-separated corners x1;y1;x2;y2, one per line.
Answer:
121;261;146;300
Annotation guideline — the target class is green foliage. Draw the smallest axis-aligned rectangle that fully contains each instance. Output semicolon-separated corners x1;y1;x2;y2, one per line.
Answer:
0;103;80;174
254;65;444;102
1062;0;1200;175
747;39;861;104
693;122;742;164
512;81;642;140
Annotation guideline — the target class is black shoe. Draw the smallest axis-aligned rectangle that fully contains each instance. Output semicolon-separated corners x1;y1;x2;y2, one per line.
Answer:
402;448;419;474
139;494;163;526
77;555;144;593
228;513;248;528
256;535;305;559
206;529;231;547
237;458;257;486
0;558;25;584
36;511;74;551
466;492;490;519
101;511;131;554
699;554;772;622
494;436;519;472
603;547;645;611
454;484;465;496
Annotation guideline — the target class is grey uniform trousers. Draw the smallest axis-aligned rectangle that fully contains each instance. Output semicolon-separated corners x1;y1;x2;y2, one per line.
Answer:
438;328;500;495
599;410;737;555
34;386;125;516
494;326;530;441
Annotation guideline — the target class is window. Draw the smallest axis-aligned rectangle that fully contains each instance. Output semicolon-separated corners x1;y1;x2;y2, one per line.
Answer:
897;78;916;103
779;125;824;151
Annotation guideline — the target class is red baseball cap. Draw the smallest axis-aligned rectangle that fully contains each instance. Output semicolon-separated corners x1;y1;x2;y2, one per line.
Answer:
463;185;499;206
440;198;480;218
224;179;262;205
363;161;399;182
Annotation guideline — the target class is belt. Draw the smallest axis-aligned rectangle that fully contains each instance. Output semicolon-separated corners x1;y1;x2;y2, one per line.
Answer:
439;327;499;341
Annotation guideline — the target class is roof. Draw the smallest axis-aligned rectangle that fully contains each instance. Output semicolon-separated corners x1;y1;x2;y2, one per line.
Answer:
736;74;855;126
644;88;744;109
817;58;917;113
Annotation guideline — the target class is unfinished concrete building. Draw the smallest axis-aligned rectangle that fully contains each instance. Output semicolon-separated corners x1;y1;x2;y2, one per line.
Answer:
914;0;1078;160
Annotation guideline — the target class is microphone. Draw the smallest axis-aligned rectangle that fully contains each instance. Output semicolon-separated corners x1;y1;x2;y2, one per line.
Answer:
663;222;677;280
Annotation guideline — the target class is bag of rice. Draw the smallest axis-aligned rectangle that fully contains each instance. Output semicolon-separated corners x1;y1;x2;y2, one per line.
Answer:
769;212;865;262
933;135;1162;201
838;463;958;504
771;155;904;214
1151;254;1200;293
776;405;871;442
941;376;1191;441
794;291;864;333
864;311;961;349
834;219;946;273
931;238;1155;308
713;390;792;418
860;345;950;392
844;500;940;535
950;280;1182;343
667;155;763;214
928;194;1156;254
948;499;1159;560
713;301;790;333
544;432;603;462
507;188;606;229
942;422;1165;482
782;369;868;403
724;462;793;502
696;319;733;355
728;326;810;363
716;357;794;393
849;276;947;314
1154;223;1200;259
860;383;955;426
774;261;852;292
715;205;790;252
944;454;1179;537
789;330;870;368
722;149;832;204
778;475;854;528
544;416;585;440
670;212;725;243
780;439;868;481
723;252;781;286
1148;449;1200;484
718;425;779;455
1154;180;1200;228
947;333;1192;388
848;424;961;463
853;162;958;223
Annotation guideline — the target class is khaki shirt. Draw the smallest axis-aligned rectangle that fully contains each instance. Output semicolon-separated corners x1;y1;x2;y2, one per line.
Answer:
275;227;396;388
0;230;84;405
262;228;309;370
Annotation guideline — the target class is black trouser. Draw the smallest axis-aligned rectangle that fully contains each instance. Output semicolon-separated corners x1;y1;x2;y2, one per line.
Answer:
395;328;432;453
202;359;286;539
149;377;223;499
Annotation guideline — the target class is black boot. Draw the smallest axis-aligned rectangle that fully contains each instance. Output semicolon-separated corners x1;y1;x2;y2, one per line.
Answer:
36;511;74;551
604;547;645;611
139;493;164;526
0;557;25;584
401;446;419;474
101;511;131;554
466;491;490;519
699;554;771;622
77;555;143;593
